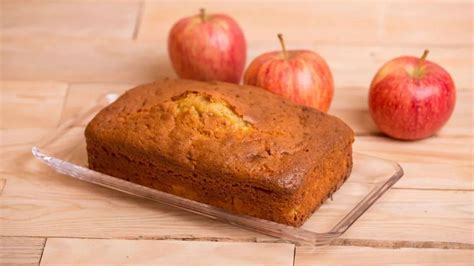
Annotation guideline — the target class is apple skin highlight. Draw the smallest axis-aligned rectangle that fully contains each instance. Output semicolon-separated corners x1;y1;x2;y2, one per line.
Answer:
168;10;246;83
369;52;456;140
244;35;333;112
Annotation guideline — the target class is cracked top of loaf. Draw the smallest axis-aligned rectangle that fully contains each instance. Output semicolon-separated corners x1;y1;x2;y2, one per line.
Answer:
85;79;354;193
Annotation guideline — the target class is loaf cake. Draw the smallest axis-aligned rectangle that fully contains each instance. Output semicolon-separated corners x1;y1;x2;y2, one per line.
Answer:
85;79;354;227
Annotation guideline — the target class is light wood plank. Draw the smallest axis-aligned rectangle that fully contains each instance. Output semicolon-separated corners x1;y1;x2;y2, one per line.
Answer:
0;1;472;263
341;189;473;244
395;162;473;190
0;237;46;266
0;166;275;241
0;128;50;147
1;144;40;174
0;179;5;195
1;37;471;88
138;1;473;45
0;0;141;39
0;128;52;175
295;245;474;266
355;135;473;165
40;238;294;265
1;164;472;244
60;83;138;123
0;37;173;84
0;81;68;128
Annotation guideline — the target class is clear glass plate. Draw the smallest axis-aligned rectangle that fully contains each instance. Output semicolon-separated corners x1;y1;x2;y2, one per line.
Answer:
32;92;403;246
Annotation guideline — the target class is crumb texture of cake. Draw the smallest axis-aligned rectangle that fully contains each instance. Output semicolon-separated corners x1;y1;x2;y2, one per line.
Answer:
85;79;354;227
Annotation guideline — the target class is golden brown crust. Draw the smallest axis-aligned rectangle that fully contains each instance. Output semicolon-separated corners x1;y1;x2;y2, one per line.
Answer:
85;79;354;226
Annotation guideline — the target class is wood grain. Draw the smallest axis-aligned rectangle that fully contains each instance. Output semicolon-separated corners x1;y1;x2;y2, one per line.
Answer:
341;189;473;244
1;168;472;244
0;166;275;241
0;237;46;266
0;37;173;84
1;1;473;263
40;238;294;265
0;128;50;147
0;0;141;39
59;83;138;123
0;128;54;174
394;162;473;190
138;1;473;45
0;81;68;129
355;135;473;165
1;37;471;88
0;179;5;195
295;245;474;266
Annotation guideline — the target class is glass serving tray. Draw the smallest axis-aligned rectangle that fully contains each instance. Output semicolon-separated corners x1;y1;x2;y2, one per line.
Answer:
32;92;403;246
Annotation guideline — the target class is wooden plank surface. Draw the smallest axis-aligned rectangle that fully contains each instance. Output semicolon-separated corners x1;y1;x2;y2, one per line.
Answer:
295;245;474;266
0;129;55;175
355;136;473;165
1;0;473;264
0;37;173;84
1;37;471;88
0;128;50;147
341;189;474;244
138;1;474;45
1;165;472;244
394;162;473;190
0;82;472;244
40;238;294;266
0;179;5;195
0;167;275;242
1;0;141;39
0;237;46;266
59;83;137;123
0;81;68;129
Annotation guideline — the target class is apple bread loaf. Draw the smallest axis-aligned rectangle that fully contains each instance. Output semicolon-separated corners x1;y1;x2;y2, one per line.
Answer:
85;79;354;227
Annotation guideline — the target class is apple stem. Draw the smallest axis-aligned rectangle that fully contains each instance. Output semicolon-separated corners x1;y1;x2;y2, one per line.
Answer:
412;49;429;78
277;33;288;60
420;49;429;62
199;8;206;22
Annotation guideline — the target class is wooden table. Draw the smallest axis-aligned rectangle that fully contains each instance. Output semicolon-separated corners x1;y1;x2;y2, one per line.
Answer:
1;1;472;265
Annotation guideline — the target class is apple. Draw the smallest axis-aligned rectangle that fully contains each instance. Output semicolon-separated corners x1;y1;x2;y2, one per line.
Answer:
369;50;456;140
243;34;333;112
168;8;246;83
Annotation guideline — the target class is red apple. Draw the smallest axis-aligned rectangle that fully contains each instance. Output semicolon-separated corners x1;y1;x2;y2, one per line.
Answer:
243;34;333;112
168;9;246;83
369;50;456;140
